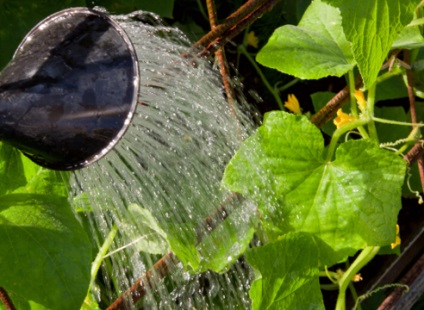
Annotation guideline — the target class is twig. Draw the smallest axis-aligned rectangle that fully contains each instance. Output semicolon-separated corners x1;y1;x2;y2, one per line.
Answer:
196;0;280;58
310;76;363;128
107;251;178;310
404;49;424;194
0;287;16;310
404;140;424;166
189;0;271;53
377;252;424;310
106;193;243;309
206;0;237;118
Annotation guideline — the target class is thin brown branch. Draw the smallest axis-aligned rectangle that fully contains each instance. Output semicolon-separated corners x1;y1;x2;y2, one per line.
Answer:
107;251;178;310
0;287;16;310
404;49;424;195
404;141;424;166
196;0;280;58
106;193;243;310
377;252;424;310
190;0;271;53
206;0;238;125
310;76;363;128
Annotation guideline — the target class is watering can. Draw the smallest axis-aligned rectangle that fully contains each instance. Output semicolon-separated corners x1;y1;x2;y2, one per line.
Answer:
0;8;139;170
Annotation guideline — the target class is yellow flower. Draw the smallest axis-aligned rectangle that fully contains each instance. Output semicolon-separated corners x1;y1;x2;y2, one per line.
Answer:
284;94;302;115
354;90;367;112
352;273;363;282
246;31;259;48
334;109;356;128
391;224;401;249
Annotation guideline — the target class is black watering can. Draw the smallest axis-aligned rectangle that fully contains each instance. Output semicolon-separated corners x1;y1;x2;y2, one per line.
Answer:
0;8;139;170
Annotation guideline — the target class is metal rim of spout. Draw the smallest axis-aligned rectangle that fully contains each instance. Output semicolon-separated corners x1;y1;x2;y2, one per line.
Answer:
0;7;140;170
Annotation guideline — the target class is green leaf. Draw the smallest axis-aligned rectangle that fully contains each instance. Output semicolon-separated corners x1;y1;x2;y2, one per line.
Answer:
197;198;257;273
0;194;91;310
121;203;169;255
246;232;324;310
0;144;26;195
323;0;418;87
375;74;408;102
222;111;406;257
0;145;91;309
393;25;424;49
374;106;410;144
256;0;355;79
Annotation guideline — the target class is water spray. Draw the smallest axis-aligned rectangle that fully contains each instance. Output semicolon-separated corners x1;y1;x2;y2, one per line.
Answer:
0;8;139;170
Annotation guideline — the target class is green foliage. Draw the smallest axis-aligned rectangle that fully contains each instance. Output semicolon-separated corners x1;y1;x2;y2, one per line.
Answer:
123;203;169;255
224;0;424;308
222;111;406;258
323;0;418;87
1;0;424;309
246;232;324;310
0;144;91;309
256;0;355;79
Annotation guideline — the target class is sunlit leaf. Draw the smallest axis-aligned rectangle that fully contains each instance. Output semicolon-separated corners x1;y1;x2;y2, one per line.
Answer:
222;111;406;258
323;0;418;87
0;144;91;310
246;232;324;310
256;0;355;79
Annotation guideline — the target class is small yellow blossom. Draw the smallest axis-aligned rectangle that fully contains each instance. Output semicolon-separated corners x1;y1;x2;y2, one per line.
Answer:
334;109;356;128
391;224;401;249
354;90;367;112
246;31;259;48
284;94;302;115
352;273;363;282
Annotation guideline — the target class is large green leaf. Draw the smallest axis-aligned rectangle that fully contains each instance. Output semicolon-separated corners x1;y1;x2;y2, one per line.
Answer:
323;0;418;87
222;112;406;257
256;0;355;79
246;232;324;310
0;144;91;310
197;198;257;273
121;203;169;255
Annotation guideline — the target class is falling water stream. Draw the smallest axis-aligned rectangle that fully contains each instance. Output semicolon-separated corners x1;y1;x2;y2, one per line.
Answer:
68;10;258;309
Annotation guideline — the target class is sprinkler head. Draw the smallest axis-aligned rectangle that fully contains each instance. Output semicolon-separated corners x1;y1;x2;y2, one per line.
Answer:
0;8;139;170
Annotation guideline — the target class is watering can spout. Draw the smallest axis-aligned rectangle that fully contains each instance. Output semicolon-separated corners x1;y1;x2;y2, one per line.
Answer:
0;8;139;170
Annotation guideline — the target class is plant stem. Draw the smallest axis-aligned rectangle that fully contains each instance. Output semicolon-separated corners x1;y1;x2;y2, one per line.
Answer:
195;0;208;21
366;83;379;143
348;70;369;138
404;49;424;196
335;246;380;310
348;71;359;118
206;0;239;126
372;117;424;127
349;282;361;310
89;224;118;292
276;78;299;92
238;44;284;109
325;119;370;161
375;66;403;84
0;287;15;310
